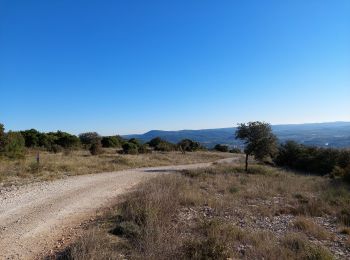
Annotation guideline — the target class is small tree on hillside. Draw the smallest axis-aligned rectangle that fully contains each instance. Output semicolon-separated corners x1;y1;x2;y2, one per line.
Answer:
235;121;278;172
79;132;100;147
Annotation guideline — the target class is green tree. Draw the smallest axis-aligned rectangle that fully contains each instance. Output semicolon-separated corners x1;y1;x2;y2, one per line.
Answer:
79;132;100;147
101;136;122;148
148;137;175;151
53;131;80;149
4;131;25;158
235;121;278;171
122;142;139;154
20;129;41;147
178;139;202;153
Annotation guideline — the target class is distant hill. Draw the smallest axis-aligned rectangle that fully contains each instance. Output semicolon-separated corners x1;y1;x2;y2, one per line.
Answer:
124;122;350;148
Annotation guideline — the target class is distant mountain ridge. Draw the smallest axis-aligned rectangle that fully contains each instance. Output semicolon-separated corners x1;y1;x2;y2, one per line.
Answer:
124;122;350;148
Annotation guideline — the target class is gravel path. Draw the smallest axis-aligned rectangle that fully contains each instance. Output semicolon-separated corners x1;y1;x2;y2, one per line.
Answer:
0;159;232;259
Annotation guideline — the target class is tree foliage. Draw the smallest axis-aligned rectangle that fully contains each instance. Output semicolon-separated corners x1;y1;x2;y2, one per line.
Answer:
51;131;80;149
4;131;25;158
274;140;350;178
20;129;41;147
178;139;203;153
122;142;139;155
79;132;100;146
148;137;176;151
214;144;229;152
122;138;151;154
101;136;123;148
235;121;278;171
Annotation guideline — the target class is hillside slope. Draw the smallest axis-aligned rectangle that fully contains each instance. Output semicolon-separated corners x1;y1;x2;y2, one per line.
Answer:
124;122;350;148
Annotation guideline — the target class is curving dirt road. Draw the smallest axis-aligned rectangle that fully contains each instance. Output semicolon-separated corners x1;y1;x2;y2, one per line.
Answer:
0;158;233;259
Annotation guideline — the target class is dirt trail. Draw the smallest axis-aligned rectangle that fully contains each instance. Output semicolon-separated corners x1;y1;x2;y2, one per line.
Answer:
0;158;234;259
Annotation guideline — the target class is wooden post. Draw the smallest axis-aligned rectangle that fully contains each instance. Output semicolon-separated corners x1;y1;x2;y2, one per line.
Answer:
36;151;40;165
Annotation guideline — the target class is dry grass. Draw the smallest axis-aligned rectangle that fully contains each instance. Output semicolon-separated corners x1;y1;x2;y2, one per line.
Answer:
0;149;230;185
59;161;350;259
292;216;331;240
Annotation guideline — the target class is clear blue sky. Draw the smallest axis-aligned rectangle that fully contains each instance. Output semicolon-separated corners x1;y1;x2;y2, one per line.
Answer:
1;0;349;135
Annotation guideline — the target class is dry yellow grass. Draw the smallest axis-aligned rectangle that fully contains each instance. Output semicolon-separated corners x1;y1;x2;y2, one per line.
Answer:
0;149;231;185
292;216;331;240
60;162;350;259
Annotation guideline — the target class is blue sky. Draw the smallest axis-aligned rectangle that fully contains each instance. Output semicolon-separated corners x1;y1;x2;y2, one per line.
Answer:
1;0;349;135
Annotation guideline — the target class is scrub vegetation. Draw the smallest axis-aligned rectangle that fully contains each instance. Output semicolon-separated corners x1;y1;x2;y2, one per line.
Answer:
61;161;350;259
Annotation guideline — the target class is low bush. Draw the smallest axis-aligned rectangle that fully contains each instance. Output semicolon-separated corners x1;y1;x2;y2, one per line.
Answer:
178;139;204;153
101;136;123;148
79;132;100;147
122;142;139;155
214;144;229;152
4;131;25;159
147;137;175;151
122;139;153;154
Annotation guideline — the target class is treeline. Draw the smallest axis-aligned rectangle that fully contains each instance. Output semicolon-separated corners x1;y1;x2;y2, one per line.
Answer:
0;123;207;158
122;137;206;155
274;140;350;181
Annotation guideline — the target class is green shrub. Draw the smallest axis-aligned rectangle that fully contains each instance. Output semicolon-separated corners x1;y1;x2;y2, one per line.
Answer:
138;144;151;154
214;144;229;152
79;132;100;147
122;142;139;154
50;131;80;149
178;139;203;153
101;136;123;148
4;131;25;159
20;129;59;150
20;129;41;147
112;221;141;239
148;137;176;151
